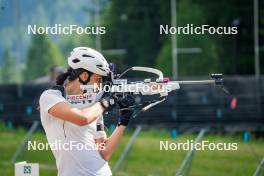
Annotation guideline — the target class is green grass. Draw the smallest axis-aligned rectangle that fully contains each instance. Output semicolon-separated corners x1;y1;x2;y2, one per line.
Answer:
0;123;263;176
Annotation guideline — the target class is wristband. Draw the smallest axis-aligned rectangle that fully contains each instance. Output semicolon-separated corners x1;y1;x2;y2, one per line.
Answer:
117;122;125;127
118;119;130;126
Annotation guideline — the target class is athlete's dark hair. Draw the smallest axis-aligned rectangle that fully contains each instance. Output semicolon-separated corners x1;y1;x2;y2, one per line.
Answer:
55;67;93;86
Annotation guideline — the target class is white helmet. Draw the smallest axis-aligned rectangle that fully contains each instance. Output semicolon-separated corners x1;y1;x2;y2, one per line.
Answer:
68;47;110;76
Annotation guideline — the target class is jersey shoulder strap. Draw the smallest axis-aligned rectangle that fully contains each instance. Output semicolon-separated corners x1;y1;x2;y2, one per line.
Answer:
50;85;66;98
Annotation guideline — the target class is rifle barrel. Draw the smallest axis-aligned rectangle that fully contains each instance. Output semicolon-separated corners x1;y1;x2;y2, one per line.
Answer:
175;80;215;85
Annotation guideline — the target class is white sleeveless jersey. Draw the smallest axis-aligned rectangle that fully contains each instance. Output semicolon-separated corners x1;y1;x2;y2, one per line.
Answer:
39;89;112;176
65;90;106;139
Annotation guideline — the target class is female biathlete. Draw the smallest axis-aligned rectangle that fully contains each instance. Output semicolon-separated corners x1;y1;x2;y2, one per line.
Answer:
39;47;134;176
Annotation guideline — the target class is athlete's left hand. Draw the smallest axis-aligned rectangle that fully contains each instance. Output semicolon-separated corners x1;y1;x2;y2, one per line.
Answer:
117;94;135;126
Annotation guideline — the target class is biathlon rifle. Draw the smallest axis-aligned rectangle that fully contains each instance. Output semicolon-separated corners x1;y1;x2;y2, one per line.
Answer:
81;63;228;118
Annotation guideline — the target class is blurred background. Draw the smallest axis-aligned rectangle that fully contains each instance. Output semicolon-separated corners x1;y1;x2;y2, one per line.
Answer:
0;0;263;175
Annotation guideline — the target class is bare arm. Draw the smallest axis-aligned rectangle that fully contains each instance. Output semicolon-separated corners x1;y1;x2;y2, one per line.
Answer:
96;95;135;160
97;125;126;161
48;102;104;126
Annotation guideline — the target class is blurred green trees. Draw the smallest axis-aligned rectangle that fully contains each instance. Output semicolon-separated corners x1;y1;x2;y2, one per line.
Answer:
59;33;94;58
103;0;263;77
103;0;221;77
103;0;170;69
0;49;16;83
156;0;219;76
4;0;260;83
23;34;65;81
261;0;264;67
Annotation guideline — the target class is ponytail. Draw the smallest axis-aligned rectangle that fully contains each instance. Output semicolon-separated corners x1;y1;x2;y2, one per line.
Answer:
56;68;71;85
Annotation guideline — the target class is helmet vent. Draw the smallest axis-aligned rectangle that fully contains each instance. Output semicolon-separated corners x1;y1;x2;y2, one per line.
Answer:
82;54;95;58
72;58;80;63
96;65;105;71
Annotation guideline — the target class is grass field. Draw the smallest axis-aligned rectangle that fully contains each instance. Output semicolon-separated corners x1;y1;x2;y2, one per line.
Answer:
0;123;263;176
